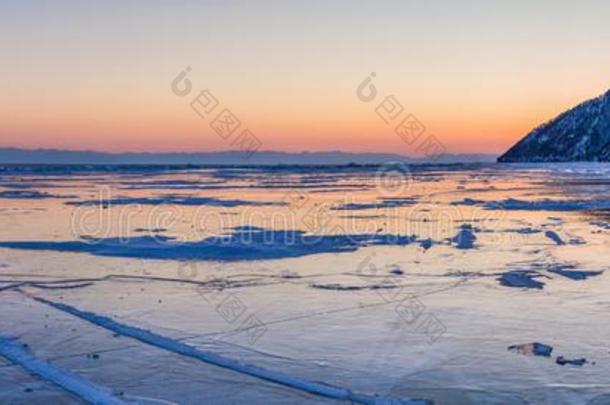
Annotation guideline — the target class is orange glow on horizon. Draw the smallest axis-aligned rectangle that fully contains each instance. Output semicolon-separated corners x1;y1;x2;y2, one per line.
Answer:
2;1;609;156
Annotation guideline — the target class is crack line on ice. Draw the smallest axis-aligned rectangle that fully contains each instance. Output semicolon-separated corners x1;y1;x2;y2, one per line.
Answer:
20;291;431;405
198;279;468;340
0;335;129;405
1;275;466;341
0;269;470;293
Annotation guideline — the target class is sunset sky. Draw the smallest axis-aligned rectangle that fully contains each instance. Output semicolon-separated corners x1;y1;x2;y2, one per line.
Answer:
1;0;609;156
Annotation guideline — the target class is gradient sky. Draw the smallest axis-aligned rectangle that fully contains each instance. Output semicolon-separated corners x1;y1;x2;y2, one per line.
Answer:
1;0;609;156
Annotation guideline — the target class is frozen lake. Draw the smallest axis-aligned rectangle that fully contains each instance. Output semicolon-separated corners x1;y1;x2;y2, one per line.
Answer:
0;162;609;404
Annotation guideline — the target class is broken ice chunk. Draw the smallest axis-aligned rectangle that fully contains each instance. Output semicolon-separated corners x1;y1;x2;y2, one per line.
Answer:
556;356;587;366
451;224;476;249
544;230;564;245
508;342;553;357
498;270;546;289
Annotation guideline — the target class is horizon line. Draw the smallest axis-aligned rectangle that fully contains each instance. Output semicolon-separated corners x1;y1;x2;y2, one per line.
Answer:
0;146;499;157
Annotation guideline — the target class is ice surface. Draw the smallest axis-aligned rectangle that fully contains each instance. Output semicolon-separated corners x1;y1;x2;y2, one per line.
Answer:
0;162;609;404
29;294;429;405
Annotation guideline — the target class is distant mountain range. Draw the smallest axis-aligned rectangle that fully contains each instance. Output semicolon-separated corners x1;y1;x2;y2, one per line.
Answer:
499;89;610;162
0;148;497;165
